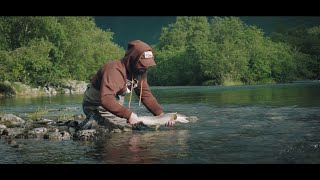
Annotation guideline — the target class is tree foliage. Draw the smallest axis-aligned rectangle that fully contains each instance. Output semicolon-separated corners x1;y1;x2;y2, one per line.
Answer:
0;16;124;87
271;25;320;79
1;16;318;88
150;16;316;86
151;17;210;85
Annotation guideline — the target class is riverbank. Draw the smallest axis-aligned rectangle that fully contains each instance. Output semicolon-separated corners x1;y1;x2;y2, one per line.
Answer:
0;80;88;97
290;80;320;83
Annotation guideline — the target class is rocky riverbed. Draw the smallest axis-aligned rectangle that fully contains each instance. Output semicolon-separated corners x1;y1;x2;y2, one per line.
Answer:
0;112;134;148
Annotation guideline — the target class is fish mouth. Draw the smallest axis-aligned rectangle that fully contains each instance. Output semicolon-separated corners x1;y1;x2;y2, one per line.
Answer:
176;114;189;123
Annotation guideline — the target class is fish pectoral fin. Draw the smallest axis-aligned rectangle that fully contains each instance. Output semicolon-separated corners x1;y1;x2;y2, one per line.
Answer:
155;125;160;130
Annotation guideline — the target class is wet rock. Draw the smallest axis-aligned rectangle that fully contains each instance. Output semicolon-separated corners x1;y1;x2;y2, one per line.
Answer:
0;124;7;135
73;114;86;120
28;127;48;138
97;116;132;133
56;121;66;126
61;88;71;94
9;139;17;145
6;138;23;148
110;128;122;133
76;111;133;134
44;86;57;95
56;126;69;132
48;127;59;132
74;129;98;141
123;127;133;132
76;118;98;131
95;127;110;134
3;136;16;145
61;80;88;94
1;110;138;143
74;121;111;141
0;124;6;129
0;114;25;126
44;131;71;140
33;118;55;126
1;128;26;138
69;127;76;135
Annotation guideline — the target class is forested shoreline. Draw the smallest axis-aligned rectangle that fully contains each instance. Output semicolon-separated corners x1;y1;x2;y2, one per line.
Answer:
1;16;319;96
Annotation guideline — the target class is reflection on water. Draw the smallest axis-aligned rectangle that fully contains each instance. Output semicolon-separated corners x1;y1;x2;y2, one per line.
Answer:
0;83;320;163
85;129;190;164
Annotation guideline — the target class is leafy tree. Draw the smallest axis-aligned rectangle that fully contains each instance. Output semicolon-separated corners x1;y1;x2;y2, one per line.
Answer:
271;25;320;79
152;16;298;86
152;16;210;85
0;16;124;87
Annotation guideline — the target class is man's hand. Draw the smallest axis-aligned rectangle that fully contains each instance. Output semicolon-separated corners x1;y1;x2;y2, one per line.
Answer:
128;112;141;125
165;120;175;126
158;112;175;126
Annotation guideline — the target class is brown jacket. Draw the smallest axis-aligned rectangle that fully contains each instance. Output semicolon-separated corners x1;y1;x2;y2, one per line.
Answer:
89;40;163;119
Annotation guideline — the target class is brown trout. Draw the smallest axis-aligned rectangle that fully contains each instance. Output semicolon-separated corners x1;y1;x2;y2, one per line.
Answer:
138;112;189;130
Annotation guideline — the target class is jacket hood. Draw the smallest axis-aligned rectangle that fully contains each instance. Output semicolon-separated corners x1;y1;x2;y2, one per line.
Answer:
121;40;156;78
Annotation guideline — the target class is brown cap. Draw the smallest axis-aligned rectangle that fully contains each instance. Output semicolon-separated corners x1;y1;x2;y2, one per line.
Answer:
139;51;156;68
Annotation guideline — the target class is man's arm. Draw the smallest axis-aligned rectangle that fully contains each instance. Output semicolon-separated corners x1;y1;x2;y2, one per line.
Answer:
134;75;163;116
100;67;132;119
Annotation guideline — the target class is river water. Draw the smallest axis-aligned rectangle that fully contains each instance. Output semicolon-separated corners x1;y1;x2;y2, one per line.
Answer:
0;83;320;164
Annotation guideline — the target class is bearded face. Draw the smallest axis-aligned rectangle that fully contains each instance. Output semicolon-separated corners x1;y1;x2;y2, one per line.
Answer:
135;68;147;75
134;61;147;76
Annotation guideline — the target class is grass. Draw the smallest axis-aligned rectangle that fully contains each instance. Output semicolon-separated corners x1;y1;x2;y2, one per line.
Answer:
10;82;28;95
202;79;244;86
222;80;244;86
28;106;48;121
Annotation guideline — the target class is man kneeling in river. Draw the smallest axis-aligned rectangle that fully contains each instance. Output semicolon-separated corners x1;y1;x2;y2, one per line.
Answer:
81;40;174;130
